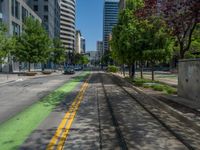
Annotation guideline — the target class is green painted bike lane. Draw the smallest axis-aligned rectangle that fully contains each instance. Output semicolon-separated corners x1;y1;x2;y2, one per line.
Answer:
0;72;90;150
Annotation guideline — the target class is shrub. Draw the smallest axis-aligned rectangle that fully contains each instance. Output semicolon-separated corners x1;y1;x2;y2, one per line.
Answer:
151;84;164;91
107;65;119;73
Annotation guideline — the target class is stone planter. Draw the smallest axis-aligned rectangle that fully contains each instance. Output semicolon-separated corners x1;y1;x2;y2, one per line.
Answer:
42;71;52;75
25;72;37;76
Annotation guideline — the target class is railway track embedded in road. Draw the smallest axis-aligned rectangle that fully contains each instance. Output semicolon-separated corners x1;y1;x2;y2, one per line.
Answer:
101;73;198;150
100;74;129;150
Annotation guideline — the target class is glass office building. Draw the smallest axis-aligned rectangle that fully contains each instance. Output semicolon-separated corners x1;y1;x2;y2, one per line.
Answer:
103;0;119;53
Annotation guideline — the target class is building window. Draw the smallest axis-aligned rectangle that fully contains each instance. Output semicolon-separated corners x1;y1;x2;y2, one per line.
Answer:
15;0;20;19
12;0;20;19
12;22;20;36
22;7;28;22
11;0;15;16
44;5;48;12
44;15;48;22
33;5;38;11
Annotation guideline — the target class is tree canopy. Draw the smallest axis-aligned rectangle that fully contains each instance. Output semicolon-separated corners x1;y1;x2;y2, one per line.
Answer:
13;17;52;71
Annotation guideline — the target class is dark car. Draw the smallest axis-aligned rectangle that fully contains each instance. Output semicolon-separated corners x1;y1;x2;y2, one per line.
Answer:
74;65;83;71
64;67;75;75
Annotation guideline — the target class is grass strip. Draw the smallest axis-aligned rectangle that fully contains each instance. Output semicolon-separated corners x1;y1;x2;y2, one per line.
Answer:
0;72;90;150
126;77;177;94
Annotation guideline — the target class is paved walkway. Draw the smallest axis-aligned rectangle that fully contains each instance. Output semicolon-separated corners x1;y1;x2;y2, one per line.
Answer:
0;72;62;85
118;71;178;87
136;71;178;87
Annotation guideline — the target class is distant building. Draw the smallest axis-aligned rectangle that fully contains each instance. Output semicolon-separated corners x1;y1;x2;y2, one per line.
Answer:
25;0;60;38
103;0;119;54
75;30;81;54
97;41;103;60
60;0;76;52
86;51;98;64
81;37;86;54
119;0;126;10
0;0;41;72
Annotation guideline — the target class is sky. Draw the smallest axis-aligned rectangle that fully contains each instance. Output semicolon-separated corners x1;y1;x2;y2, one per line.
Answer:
76;0;104;51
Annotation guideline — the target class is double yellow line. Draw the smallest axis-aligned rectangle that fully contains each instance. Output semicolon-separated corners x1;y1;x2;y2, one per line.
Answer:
46;76;90;150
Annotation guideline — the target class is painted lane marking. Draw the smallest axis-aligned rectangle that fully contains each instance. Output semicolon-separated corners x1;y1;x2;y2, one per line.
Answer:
46;76;90;150
56;84;88;150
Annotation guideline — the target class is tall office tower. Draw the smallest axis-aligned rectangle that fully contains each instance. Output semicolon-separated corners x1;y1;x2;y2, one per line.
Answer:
81;37;86;54
103;0;119;54
97;41;103;59
75;30;81;54
60;0;76;52
25;0;60;38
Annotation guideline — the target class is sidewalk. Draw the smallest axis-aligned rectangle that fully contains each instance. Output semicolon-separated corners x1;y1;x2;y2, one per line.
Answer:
0;72;62;85
136;71;178;87
119;71;178;87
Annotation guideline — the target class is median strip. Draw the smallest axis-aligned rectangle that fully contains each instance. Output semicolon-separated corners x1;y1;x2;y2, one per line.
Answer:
47;75;90;150
0;72;90;150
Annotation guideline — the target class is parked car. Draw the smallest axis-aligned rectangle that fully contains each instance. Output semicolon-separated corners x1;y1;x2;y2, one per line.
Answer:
64;67;75;75
74;65;82;71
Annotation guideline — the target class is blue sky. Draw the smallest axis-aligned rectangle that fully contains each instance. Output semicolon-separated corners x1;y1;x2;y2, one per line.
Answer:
76;0;104;51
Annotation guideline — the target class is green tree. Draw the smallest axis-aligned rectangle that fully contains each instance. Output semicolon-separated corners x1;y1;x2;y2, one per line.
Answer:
0;23;16;64
74;53;89;65
51;38;66;69
82;55;89;65
111;9;138;77
14;17;52;72
143;17;173;80
184;24;200;58
111;0;144;77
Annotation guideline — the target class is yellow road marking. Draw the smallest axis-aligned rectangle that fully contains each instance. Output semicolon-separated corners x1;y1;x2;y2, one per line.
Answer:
46;76;90;150
57;84;88;150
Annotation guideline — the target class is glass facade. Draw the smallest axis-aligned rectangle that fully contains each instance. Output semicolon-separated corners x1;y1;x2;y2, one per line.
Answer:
11;0;20;19
12;21;20;35
22;6;28;22
103;0;119;53
0;0;2;21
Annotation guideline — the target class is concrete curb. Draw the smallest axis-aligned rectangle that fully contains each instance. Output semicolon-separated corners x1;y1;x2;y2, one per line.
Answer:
113;73;200;134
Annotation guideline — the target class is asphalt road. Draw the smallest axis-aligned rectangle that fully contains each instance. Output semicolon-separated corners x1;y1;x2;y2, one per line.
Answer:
20;72;197;150
0;72;82;124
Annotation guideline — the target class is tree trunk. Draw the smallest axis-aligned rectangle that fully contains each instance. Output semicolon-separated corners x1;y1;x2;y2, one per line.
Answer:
151;64;154;81
42;64;45;71
122;64;125;77
140;61;143;79
130;63;135;79
128;65;131;77
180;42;185;59
28;62;31;72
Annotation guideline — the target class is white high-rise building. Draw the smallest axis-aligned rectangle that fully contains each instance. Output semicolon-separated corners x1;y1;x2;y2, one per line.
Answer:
60;0;76;52
75;30;81;54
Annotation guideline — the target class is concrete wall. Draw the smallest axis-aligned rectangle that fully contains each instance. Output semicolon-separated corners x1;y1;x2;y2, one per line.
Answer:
178;59;200;101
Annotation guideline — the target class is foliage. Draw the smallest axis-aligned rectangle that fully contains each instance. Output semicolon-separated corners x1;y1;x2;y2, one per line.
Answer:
51;38;66;65
129;77;177;94
107;65;119;73
160;0;200;58
0;23;16;63
13;17;52;71
184;24;200;58
101;51;113;65
74;53;89;65
111;1;173;79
